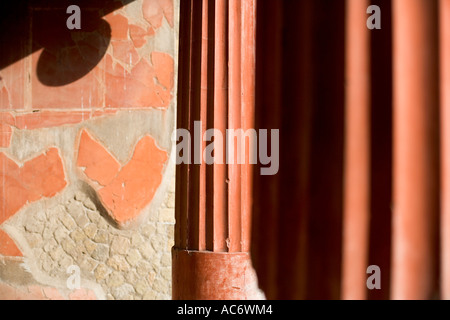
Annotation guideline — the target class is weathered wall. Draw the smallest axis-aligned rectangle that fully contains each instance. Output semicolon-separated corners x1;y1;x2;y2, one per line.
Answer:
0;0;178;300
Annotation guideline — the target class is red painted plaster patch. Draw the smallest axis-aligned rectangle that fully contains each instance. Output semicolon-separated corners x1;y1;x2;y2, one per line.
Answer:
77;129;168;226
104;52;174;108
0;111;118;148
0;124;12;148
0;229;22;257
0;148;67;224
14;110;118;130
0;283;44;300
0;283;98;300
0;112;15;148
42;287;65;300
143;0;174;29
68;288;97;300
104;13;129;40
129;24;149;48
77;129;121;186
152;52;174;90
112;41;140;66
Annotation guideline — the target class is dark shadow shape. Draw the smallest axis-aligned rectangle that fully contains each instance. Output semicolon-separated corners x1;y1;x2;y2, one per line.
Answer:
79;180;120;230
34;9;112;86
0;0;135;86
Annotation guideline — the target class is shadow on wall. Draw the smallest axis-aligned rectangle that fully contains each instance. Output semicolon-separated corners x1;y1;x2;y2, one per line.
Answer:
0;0;135;86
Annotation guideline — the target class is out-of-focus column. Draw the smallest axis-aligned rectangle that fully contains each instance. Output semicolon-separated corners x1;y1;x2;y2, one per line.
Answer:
252;0;346;300
341;0;371;300
173;0;261;300
441;0;450;300
392;0;440;300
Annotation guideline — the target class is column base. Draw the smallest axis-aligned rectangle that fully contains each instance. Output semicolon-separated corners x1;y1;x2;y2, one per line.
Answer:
172;248;265;300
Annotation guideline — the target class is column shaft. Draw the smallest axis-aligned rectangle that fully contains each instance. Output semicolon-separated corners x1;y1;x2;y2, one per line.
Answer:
392;0;440;300
173;0;259;300
341;0;371;300
441;0;450;300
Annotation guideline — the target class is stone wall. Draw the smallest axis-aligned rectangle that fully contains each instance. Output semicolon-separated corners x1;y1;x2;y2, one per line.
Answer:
0;0;178;300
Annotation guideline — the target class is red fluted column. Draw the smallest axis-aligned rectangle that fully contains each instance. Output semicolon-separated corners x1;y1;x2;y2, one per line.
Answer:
392;0;440;300
341;0;371;300
441;0;450;300
172;0;260;300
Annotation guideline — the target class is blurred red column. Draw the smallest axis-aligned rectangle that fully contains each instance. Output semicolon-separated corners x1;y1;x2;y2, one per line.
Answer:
341;0;371;300
441;0;450;300
392;0;440;300
172;0;260;300
251;0;346;300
